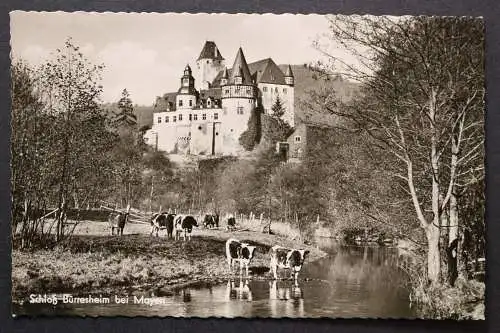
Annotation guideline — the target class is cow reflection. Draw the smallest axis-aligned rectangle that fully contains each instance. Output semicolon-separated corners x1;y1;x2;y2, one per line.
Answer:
226;279;253;301
269;280;304;317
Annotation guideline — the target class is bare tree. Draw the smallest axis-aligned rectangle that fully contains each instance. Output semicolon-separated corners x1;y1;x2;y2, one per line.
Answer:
311;16;484;284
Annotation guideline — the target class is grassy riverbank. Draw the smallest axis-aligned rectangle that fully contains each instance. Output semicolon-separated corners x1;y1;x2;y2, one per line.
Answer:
12;220;326;304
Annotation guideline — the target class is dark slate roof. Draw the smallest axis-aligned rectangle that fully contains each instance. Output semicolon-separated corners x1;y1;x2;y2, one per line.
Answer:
256;58;286;84
154;92;177;112
197;41;224;61
200;88;222;101
211;56;287;87
230;47;253;85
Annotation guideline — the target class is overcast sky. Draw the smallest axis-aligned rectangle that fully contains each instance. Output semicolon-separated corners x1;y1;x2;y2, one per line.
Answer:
11;12;338;105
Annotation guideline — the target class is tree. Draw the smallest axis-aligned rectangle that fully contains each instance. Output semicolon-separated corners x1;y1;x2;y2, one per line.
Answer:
271;95;286;118
239;107;262;151
115;88;137;128
262;97;293;146
312;16;484;284
11;39;115;246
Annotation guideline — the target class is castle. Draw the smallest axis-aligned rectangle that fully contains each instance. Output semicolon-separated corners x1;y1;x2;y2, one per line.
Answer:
143;41;295;156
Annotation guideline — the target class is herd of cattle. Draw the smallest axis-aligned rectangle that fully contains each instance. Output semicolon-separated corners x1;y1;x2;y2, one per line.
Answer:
108;210;310;280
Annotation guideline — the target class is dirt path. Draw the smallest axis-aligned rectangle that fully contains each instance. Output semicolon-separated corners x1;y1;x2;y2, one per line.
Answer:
12;221;326;303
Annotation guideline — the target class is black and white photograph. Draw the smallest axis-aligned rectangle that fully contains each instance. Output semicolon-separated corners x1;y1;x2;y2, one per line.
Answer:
10;12;485;319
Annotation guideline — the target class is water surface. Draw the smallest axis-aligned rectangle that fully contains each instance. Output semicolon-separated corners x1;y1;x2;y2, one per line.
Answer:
15;238;416;318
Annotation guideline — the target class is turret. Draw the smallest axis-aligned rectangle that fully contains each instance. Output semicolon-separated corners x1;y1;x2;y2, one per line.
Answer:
285;64;294;86
234;66;243;85
220;67;229;86
176;64;198;109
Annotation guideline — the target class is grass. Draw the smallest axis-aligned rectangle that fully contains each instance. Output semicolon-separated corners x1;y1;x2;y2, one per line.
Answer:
12;220;325;304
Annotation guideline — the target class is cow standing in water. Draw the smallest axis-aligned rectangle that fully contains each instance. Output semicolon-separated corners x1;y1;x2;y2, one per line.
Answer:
174;215;198;241
150;213;176;238
269;246;310;281
225;238;256;277
108;205;131;236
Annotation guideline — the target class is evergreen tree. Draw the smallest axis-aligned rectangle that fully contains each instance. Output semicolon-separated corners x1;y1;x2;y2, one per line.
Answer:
115;88;137;127
271;95;286;118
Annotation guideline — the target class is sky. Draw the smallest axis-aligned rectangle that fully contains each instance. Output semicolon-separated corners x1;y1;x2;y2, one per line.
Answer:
10;12;345;106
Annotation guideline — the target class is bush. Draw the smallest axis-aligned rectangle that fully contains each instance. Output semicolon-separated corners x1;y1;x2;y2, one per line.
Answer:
411;274;485;319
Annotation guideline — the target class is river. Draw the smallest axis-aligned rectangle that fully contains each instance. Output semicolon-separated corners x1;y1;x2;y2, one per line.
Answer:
14;237;416;318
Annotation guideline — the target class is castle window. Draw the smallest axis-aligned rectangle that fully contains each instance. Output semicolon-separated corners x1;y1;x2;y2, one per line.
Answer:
237;107;244;115
207;60;209;64
202;113;207;120
178;114;183;121
193;114;198;121
207;100;211;106
173;116;177;122
263;86;268;92
246;88;251;95
189;100;193;107
223;107;227;115
249;99;252;104
179;99;183;107
189;114;192;121
214;113;219;120
275;87;278;93
157;117;162;123
283;88;287;94
225;89;230;94
295;136;301;142
165;116;169;123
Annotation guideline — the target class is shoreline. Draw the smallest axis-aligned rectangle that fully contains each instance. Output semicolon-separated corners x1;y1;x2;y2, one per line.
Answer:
12;221;327;305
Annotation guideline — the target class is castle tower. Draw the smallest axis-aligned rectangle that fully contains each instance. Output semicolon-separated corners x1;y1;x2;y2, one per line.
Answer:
221;47;257;155
196;41;225;90
176;64;198;109
285;64;294;86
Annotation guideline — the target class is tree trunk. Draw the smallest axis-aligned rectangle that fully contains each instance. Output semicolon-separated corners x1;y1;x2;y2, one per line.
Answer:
447;188;459;286
426;223;441;284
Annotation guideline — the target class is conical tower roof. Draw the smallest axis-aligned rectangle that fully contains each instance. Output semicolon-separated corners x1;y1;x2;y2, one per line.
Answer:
197;41;224;61
230;47;252;85
285;64;294;77
222;67;228;79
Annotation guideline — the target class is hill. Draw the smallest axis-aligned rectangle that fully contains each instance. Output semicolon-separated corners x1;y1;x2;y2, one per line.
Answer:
279;64;360;127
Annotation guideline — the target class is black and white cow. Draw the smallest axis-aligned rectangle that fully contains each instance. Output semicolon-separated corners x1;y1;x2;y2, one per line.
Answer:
225;238;256;276
108;205;130;236
226;214;236;231
150;213;176;238
269;246;310;281
174;214;198;241
203;214;219;229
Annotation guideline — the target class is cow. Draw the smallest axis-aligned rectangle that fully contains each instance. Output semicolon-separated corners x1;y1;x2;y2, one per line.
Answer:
226;279;253;301
150;213;176;238
108;205;131;236
225;238;256;276
226;214;236;231
174;214;198;241
203;214;219;229
269;246;310;281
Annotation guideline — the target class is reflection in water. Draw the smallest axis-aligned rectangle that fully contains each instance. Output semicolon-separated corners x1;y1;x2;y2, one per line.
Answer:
15;238;416;318
226;279;253;301
269;280;304;317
